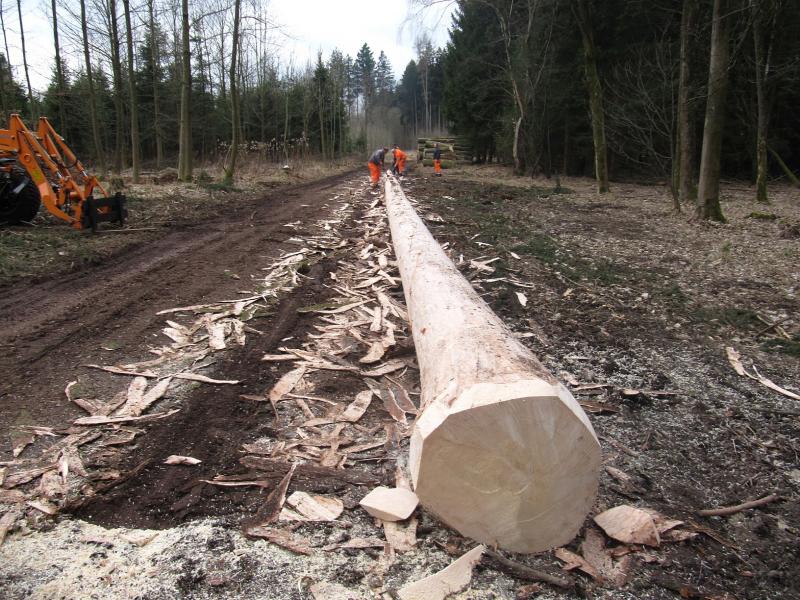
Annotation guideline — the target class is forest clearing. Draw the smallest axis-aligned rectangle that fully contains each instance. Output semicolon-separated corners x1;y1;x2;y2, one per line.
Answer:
0;160;797;599
1;0;799;598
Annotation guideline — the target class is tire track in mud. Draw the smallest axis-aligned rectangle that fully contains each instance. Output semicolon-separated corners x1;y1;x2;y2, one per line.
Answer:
0;170;359;460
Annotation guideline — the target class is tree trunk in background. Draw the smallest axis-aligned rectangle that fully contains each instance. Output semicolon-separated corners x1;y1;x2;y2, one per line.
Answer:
696;0;730;222
108;0;126;173
147;0;163;168
16;0;34;120
80;0;106;174
283;83;289;164
50;0;67;132
677;0;697;211
0;1;13;101
318;81;327;161
573;0;609;193
123;0;140;182
752;0;775;204
222;0;241;185
177;0;192;181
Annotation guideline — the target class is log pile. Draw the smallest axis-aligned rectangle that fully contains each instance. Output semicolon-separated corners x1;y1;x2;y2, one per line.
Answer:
384;175;601;553
416;137;472;169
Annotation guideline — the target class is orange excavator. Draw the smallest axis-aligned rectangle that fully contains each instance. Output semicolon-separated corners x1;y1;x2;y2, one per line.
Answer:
0;113;126;230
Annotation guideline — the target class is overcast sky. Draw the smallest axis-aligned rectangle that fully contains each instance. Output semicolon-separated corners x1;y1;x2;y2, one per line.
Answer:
3;0;455;94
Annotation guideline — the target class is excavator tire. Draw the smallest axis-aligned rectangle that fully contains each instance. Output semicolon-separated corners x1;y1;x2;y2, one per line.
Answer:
0;168;41;224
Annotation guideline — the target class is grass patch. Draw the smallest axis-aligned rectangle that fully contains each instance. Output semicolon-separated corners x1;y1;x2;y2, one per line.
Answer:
762;335;800;357
657;282;689;306
198;180;243;193
693;306;761;329
747;211;777;220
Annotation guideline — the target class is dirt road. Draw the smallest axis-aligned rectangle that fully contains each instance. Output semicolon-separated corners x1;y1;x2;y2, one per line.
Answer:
0;171;357;453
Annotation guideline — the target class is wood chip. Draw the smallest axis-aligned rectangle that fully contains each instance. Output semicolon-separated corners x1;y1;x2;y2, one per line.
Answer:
269;367;307;404
581;527;632;587
27;500;58;515
726;347;800;400
323;537;385;552
314;299;371;315
84;365;157;378
554;547;600;581
73;408;179;426
594;505;660;547
361;359;411;378
172;373;239;385
245;463;296;528
206;319;227;350
261;353;298;362
0;489;25;504
10;431;35;458
399;545;485;600
120;531;159;547
309;581;362;600
515;292;528;307
100;429;140;446
359;341;387;364
0;510;21;545
164;455;202;466
3;465;57;488
279;491;344;522
383;516;417;553
339;390;374;423
119;377;172;417
360;486;419;522
245;526;313;555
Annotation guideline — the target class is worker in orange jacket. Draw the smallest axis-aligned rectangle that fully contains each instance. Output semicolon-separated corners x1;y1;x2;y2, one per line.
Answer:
368;147;388;188
433;143;443;176
392;145;407;177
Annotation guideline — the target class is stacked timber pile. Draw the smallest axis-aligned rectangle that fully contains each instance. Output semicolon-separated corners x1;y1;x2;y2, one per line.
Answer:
416;137;472;169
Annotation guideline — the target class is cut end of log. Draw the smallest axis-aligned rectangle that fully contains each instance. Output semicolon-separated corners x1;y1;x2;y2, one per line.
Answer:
410;379;601;554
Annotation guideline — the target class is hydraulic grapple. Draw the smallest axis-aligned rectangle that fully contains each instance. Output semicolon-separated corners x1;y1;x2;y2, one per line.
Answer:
0;114;126;230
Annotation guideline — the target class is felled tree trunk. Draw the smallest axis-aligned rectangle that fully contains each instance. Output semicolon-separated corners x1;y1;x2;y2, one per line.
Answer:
384;177;601;554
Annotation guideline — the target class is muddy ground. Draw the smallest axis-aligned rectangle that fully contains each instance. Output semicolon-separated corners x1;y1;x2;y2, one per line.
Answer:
0;161;798;599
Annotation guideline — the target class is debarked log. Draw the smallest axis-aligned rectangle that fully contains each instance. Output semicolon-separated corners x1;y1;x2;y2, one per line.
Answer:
384;176;601;553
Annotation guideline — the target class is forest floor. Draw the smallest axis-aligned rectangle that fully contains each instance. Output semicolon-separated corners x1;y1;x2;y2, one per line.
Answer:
0;159;798;599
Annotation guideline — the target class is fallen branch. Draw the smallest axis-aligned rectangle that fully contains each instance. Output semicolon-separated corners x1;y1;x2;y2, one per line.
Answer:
697;493;780;517
483;549;573;589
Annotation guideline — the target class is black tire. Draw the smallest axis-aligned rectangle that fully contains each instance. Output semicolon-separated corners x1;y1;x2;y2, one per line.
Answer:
0;169;42;224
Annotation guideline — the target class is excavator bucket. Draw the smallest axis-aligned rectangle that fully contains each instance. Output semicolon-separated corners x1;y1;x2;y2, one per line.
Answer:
82;192;127;232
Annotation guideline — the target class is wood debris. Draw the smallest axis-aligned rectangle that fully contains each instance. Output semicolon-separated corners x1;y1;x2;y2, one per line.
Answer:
245;526;313;555
554;547;600;581
269;367;307;404
594;505;661;547
697;493;780;517
73;408;179;426
10;430;35;458
398;545;485;600
726;346;800;401
359;486;419;522
164;455;202;466
383;516;417;553
280;491;344;522
172;372;239;385
0;510;21;545
308;582;362;600
244;463;296;529
84;364;157;378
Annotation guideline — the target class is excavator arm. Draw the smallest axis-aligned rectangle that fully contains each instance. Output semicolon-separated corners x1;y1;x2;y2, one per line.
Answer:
0;114;125;230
